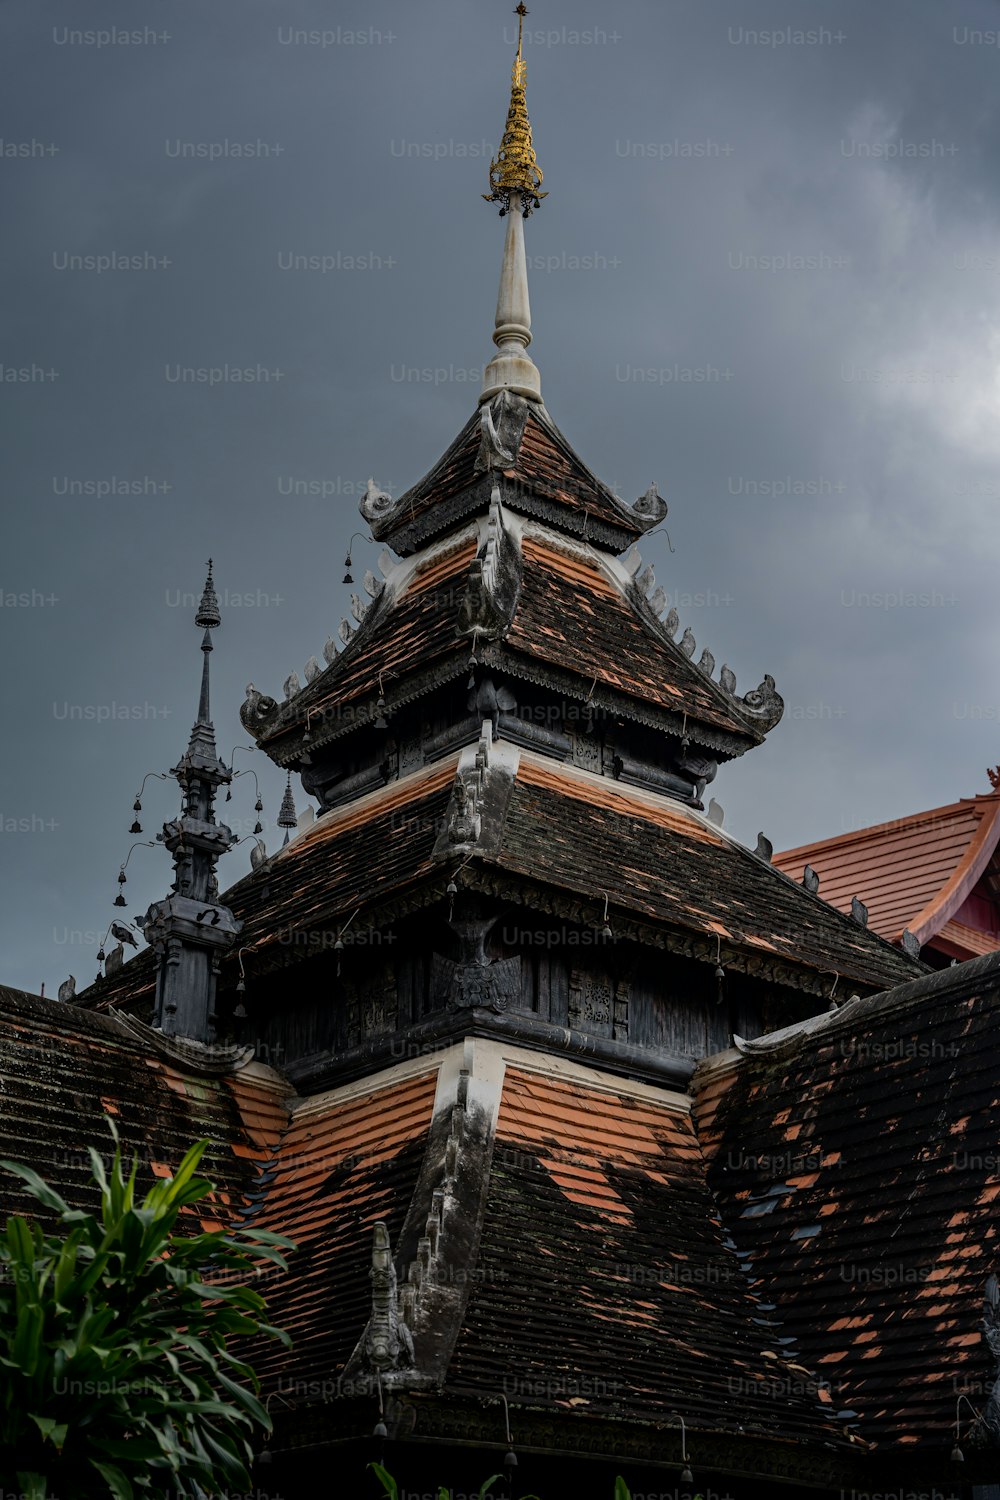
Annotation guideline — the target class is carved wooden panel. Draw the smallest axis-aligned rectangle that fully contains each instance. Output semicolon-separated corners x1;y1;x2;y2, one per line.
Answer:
345;967;398;1048
399;731;424;775
568;968;629;1041
612;977;629;1043
429;953;522;1013
570;732;601;773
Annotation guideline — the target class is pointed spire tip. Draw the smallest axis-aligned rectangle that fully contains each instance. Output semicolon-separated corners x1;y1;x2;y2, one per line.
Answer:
485;3;546;217
480;11;544;404
195;559;221;631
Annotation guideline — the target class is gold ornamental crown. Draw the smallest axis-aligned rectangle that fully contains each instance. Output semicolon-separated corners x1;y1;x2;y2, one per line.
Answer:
484;3;547;216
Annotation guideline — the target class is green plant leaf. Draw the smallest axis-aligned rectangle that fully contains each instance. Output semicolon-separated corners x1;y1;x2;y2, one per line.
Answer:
0;1161;73;1217
93;1438;164;1461
614;1479;632;1500
52;1226;84;1304
12;1302;44;1375
29;1414;69;1451
1;1131;292;1500
368;1461;399;1500
90;1461;134;1500
214;1367;271;1429
87;1145;110;1197
15;1475;46;1500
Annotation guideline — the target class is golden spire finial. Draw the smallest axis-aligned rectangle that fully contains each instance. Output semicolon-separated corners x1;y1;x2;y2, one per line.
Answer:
484;2;546;217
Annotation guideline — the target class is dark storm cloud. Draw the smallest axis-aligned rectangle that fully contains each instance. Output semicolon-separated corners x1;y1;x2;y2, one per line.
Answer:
3;0;1000;991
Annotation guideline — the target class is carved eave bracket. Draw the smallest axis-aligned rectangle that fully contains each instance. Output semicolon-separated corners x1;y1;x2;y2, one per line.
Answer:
733;672;785;734
110;1007;256;1076
239;683;279;741
619;543;783;741
365;1221;415;1374
630;480;668;530
432;726;518;865
457;484;522;642
239;577;398;758
474;390;529;474
359;476;395;531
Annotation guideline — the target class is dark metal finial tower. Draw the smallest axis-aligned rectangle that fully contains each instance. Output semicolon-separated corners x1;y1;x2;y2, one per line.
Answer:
142;563;241;1042
278;771;297;847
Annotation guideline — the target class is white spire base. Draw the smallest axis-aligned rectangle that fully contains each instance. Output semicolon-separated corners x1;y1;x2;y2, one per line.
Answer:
480;191;542;405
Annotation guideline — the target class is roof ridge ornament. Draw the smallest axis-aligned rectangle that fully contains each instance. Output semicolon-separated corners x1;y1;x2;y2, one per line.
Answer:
480;5;545;406
900;928;921;958
364;1222;414;1374
737;673;785;732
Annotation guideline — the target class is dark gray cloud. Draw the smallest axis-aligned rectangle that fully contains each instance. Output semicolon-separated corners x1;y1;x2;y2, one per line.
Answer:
4;0;999;992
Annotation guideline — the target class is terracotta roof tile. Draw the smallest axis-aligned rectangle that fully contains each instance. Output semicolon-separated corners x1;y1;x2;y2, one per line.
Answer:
255;522;765;764
372;405;648;551
937;918;1000;958
244;1070;438;1388
447;1065;850;1442
699;962;1000;1447
260;539;477;751
495;756;919;991
91;750;919;1016
0;989;291;1238
504;537;758;745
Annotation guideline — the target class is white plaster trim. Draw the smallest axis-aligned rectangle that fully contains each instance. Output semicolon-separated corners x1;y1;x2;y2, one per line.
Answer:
463;1035;691;1117
511;742;770;858
287;1033;691;1126
274;749;464;859
288;1046;456;1121
383;518;482;596
455;722;521;780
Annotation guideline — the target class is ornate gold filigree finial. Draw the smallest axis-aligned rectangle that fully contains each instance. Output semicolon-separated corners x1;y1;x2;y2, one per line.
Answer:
484;2;546;217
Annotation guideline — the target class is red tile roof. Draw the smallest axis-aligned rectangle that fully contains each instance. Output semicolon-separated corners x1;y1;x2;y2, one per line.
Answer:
254;523;766;765
10;959;1000;1466
936;918;1000;959
774;795;1000;948
497;755;919;991
85;759;458;1011
260;538;477;752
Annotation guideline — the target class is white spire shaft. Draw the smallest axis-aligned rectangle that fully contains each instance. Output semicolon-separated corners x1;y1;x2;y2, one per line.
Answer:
480;191;542;404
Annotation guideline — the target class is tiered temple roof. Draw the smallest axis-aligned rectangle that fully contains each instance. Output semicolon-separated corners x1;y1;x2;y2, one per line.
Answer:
245;455;782;772
4;11;998;1496
8;959;1000;1488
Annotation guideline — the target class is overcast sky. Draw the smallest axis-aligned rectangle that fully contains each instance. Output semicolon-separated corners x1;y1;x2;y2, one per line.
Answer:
4;0;1000;995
